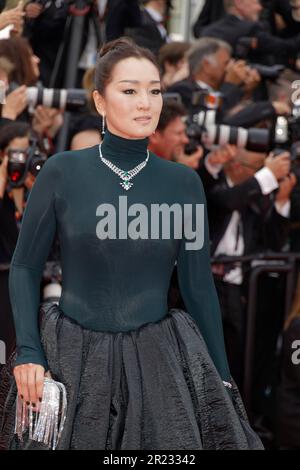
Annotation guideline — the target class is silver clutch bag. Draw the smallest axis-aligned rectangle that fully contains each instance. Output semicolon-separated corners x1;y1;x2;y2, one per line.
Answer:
15;377;67;450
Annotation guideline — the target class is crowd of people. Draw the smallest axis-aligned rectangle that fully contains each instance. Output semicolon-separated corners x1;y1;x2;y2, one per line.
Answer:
0;0;300;449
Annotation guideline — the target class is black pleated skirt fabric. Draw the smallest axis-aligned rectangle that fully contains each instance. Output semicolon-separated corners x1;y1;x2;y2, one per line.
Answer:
0;303;263;450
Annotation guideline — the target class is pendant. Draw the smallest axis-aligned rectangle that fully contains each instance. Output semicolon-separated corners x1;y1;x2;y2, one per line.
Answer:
120;180;133;190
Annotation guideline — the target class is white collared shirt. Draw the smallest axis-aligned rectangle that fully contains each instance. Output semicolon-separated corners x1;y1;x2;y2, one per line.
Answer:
145;6;168;39
214;169;290;284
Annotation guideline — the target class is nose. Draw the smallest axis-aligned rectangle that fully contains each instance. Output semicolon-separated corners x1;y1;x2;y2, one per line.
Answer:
137;91;151;110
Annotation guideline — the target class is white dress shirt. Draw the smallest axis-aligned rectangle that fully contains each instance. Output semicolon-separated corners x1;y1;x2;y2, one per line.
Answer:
214;168;290;284
145;6;169;40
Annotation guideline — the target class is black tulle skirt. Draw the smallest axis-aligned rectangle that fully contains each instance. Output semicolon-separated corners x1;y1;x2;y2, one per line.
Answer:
0;303;263;450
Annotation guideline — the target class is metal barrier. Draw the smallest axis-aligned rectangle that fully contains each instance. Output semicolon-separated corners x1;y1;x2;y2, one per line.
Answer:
212;252;300;418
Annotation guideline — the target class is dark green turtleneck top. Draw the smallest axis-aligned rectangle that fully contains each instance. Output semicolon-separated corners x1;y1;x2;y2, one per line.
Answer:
9;130;231;381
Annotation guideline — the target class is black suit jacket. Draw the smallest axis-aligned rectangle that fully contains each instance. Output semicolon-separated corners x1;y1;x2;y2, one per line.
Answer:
105;0;141;41
193;0;225;38
125;8;167;55
206;172;289;256
201;14;300;60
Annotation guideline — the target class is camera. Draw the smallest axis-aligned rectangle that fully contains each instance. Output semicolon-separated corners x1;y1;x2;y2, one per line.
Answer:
9;82;87;111
26;86;87;111
184;90;272;154
7;137;47;188
273;99;300;166
235;37;285;80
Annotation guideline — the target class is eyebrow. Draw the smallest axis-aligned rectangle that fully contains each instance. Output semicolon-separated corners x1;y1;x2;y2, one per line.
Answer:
117;80;161;84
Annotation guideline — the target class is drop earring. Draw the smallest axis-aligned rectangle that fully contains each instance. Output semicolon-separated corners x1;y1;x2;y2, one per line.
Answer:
101;115;106;136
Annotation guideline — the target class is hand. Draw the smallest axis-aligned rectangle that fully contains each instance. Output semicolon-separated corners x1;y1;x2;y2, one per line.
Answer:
265;152;291;180
275;173;297;205
271;101;291;115
0;154;8;183
0;155;8;198
224;60;248;86
25;2;43;19
174;146;203;169
207;144;237;166
14;363;46;411
2;85;27;120
243;68;261;94
0;2;25;33
32;105;64;137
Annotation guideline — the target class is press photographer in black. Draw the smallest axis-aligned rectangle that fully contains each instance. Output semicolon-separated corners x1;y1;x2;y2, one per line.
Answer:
200;0;300;64
206;147;295;388
166;37;289;125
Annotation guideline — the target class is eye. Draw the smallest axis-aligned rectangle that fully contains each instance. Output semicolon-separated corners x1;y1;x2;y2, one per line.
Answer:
123;89;136;94
151;89;161;95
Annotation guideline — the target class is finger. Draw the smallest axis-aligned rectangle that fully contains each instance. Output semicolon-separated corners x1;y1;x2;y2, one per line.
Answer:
35;367;45;407
14;367;23;399
27;365;38;408
290;173;297;186
45;370;52;379
2;155;8;168
19;366;30;404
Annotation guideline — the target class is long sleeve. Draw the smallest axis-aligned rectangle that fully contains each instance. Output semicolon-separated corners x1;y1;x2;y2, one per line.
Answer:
176;167;231;382
9;155;63;370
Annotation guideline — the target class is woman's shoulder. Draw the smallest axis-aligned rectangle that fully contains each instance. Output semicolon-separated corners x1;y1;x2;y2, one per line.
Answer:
149;151;203;186
49;145;98;163
42;145;98;171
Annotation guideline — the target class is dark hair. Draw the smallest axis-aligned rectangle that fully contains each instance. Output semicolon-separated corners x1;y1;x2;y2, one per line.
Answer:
0;122;31;151
94;37;161;94
158;42;191;73
157;101;187;132
0;37;37;86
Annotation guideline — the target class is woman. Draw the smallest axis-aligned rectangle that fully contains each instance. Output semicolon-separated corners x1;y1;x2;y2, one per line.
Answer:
1;38;263;450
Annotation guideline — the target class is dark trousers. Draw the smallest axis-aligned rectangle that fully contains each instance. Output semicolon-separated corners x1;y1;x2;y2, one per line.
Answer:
0;269;16;366
214;278;247;389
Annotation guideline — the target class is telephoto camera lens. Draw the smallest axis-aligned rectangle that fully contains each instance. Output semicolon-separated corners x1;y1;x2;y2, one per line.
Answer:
202;125;271;152
26;87;87;111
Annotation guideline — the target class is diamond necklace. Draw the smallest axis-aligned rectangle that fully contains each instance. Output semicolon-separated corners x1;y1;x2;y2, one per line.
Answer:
98;143;150;191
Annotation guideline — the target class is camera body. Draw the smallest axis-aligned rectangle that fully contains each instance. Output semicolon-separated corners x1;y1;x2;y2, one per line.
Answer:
185;90;272;154
273;99;300;167
235;37;285;80
7;137;47;188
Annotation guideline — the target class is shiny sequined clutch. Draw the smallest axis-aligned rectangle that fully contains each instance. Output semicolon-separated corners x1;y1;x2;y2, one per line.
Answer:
14;377;67;450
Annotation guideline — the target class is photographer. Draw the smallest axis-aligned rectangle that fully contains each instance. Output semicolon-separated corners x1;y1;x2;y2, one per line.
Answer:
0;36;64;148
166;37;282;126
0;121;31;365
148;100;203;169
0;56;28;127
125;0;169;56
200;0;300;64
207;148;295;387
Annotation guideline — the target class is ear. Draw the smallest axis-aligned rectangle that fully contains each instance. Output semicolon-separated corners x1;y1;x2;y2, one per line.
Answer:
149;130;162;145
164;60;175;73
92;90;105;116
